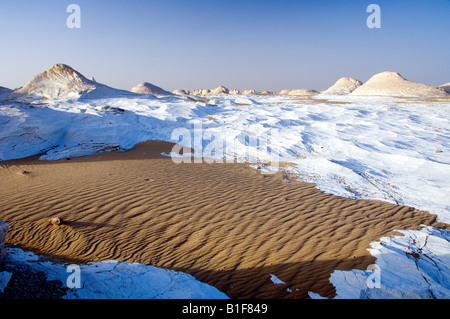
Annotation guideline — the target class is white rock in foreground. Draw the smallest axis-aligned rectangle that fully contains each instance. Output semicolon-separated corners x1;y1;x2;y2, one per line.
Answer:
270;274;285;285
309;226;450;299
4;248;228;299
0;271;12;293
321;77;363;95
0;220;8;257
350;71;448;97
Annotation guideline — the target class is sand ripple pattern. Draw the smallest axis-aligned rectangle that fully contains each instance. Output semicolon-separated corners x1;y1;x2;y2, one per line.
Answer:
0;141;446;298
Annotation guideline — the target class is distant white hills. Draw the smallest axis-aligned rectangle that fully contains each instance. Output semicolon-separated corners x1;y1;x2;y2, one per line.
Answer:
320;78;363;95
0;86;12;96
439;82;450;93
131;82;172;96
1;64;448;99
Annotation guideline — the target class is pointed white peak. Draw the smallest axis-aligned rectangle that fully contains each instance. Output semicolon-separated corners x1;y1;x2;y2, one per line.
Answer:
351;71;449;97
131;82;172;96
13;64;97;99
321;77;363;95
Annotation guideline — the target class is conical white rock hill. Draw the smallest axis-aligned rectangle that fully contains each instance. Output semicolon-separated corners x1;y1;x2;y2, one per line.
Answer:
13;64;97;99
321;77;362;95
12;64;135;100
131;82;172;96
350;71;448;97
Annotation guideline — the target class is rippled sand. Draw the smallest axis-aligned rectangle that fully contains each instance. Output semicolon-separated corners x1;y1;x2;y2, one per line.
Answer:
0;140;445;298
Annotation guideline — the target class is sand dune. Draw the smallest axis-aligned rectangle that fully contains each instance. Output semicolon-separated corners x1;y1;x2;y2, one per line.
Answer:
0;140;446;299
350;71;448;97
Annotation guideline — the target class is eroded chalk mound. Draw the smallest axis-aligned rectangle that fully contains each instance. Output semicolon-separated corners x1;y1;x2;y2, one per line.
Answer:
208;86;229;95
13;64;97;99
321;77;362;95
439;82;450;93
173;89;190;95
278;90;291;95
350;72;448;97
287;89;318;96
131;82;172;96
242;89;257;95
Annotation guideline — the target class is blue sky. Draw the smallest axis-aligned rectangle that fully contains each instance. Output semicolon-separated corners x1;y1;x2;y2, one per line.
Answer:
0;0;449;91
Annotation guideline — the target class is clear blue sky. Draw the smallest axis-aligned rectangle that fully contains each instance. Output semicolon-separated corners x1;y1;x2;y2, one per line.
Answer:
0;0;449;92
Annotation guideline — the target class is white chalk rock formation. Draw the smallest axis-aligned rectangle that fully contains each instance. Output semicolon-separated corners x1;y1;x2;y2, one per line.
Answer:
439;82;450;93
0;220;8;257
321;77;363;95
209;86;229;95
278;89;291;95
131;82;172;96
229;89;240;95
287;89;318;96
172;89;189;95
13;64;97;99
242;89;257;95
350;72;449;97
11;64;134;100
